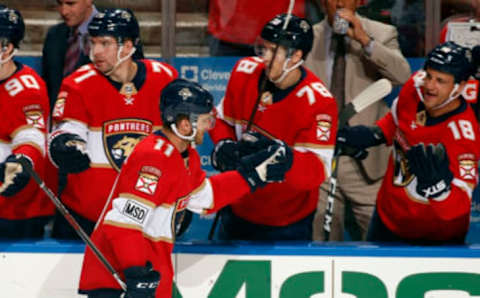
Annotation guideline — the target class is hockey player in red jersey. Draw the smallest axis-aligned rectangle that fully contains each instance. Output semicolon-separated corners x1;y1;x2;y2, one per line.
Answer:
0;7;54;238
337;41;480;243
48;8;178;239
78;79;293;297
209;14;338;240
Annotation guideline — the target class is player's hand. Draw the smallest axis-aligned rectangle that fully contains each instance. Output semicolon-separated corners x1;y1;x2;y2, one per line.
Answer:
336;125;385;159
0;154;31;197
406;143;453;199
237;141;293;192
124;261;160;298
336;8;370;46
211;139;240;172
238;131;277;156
48;131;90;173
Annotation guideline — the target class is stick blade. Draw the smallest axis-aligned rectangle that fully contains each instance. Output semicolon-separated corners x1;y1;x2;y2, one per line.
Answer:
351;78;392;113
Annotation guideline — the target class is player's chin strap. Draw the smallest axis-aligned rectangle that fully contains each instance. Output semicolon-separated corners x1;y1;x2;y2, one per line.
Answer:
170;114;200;142
170;123;197;142
271;57;304;84
0;47;17;65
432;83;463;110
414;70;464;110
90;45;136;76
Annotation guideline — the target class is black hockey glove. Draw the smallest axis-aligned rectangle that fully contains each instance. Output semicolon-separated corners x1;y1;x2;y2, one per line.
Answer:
237;141;293;192
238;131;277;156
336;125;385;159
211;139;240;172
49;132;90;173
406;143;453;199
0;154;31;197
124;261;161;298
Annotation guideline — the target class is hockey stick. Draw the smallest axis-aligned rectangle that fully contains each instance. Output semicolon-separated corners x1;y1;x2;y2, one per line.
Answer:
17;157;127;291
323;78;392;240
208;0;296;240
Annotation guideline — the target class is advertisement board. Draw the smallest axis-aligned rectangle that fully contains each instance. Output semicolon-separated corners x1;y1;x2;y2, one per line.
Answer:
1;242;480;298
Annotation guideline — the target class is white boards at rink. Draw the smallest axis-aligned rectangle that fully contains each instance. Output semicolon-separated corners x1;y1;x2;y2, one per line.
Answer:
0;241;479;297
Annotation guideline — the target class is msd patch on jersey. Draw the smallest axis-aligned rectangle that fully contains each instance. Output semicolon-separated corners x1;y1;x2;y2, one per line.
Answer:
122;199;149;224
459;154;477;180
316;114;332;141
23;104;45;129
104;119;153;171
135;168;160;195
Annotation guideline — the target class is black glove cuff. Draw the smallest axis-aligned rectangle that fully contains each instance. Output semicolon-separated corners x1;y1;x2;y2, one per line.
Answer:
237;164;265;192
0;154;32;197
48;131;90;173
211;139;239;172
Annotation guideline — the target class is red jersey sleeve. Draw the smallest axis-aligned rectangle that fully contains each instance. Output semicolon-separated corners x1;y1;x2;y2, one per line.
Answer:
186;148;251;214
209;59;249;143
52;74;90;125
377;112;396;145
2;70;49;167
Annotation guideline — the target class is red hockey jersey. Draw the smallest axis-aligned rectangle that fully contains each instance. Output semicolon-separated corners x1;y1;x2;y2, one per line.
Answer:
210;57;338;226
78;132;251;297
376;71;480;241
51;60;178;222
0;63;53;219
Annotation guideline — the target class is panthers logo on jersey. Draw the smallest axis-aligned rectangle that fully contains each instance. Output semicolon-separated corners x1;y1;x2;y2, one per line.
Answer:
103;119;153;171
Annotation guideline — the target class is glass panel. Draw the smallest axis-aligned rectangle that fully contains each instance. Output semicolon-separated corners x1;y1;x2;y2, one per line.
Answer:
358;0;426;57
206;0;308;57
440;0;480;47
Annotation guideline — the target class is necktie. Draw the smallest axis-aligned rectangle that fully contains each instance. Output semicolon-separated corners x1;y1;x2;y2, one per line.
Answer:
330;34;346;110
63;30;80;76
82;34;90;57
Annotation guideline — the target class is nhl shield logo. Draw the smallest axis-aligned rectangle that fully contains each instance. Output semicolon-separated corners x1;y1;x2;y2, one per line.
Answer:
103;119;153;171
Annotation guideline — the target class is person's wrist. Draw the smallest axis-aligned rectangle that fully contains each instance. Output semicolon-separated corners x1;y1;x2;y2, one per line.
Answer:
358;32;371;46
362;36;374;56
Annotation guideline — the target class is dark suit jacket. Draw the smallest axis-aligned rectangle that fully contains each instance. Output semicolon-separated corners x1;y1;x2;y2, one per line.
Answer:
42;23;90;111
